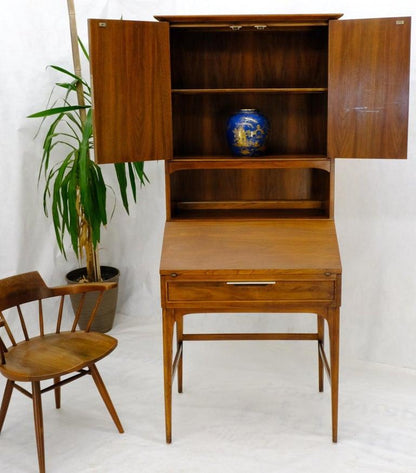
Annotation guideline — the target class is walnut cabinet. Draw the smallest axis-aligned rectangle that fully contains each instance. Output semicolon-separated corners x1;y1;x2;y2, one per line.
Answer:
88;14;411;443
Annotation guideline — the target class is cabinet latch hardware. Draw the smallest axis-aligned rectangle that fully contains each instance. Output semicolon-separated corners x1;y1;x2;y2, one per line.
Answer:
226;281;276;286
170;273;178;278
396;20;405;25
229;25;242;31
98;22;107;27
324;272;332;277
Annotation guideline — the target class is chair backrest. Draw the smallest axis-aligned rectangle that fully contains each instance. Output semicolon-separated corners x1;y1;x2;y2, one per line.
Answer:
0;271;116;365
0;272;52;311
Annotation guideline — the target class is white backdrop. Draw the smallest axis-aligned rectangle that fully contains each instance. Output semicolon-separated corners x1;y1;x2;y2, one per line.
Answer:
1;0;415;370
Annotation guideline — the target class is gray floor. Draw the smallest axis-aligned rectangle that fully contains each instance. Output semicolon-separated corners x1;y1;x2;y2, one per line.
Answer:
1;313;416;473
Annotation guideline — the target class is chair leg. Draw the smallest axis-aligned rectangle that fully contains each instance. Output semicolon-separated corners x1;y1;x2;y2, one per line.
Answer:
89;364;124;433
32;381;45;473
54;377;61;409
0;379;14;433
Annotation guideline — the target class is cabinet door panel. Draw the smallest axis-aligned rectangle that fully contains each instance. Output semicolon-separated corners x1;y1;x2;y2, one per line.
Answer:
89;19;172;163
328;17;410;159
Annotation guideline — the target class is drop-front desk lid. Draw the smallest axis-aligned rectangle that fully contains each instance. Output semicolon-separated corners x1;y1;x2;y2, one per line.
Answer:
160;220;342;277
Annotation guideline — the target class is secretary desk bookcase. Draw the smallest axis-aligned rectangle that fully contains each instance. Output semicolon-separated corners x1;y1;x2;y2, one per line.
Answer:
88;14;410;443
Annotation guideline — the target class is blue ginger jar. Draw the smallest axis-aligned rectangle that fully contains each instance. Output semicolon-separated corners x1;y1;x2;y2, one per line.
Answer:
226;108;270;157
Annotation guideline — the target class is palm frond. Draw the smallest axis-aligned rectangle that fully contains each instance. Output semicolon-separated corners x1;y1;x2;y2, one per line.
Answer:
28;105;89;118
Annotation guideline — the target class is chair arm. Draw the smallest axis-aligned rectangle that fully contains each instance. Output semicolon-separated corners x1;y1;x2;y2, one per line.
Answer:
49;282;117;297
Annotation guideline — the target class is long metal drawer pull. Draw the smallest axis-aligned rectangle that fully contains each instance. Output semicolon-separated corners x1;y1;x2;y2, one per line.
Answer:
226;281;276;286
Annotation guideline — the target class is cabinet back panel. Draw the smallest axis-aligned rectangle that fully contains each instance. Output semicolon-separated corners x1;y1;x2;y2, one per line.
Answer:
170;169;329;201
172;93;327;156
170;28;328;88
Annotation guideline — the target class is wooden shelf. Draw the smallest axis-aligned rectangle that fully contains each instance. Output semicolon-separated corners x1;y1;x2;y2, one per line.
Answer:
171;208;328;220
175;200;326;210
172;88;328;94
172;198;329;220
167;155;332;172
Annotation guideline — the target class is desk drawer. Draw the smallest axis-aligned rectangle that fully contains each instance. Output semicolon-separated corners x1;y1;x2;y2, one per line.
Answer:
167;280;335;302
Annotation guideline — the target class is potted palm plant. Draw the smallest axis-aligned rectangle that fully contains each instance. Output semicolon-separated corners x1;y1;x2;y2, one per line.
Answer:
28;1;147;331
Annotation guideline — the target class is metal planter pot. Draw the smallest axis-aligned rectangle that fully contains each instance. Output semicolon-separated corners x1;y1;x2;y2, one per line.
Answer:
65;266;120;333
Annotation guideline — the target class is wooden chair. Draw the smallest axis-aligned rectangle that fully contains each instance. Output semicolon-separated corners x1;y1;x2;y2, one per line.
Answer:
0;272;124;473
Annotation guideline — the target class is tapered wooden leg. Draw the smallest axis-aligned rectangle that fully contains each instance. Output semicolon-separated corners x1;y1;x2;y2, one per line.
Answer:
54;377;61;409
317;315;325;393
162;308;175;443
0;379;14;433
176;314;183;394
89;364;124;433
328;307;340;443
32;381;45;473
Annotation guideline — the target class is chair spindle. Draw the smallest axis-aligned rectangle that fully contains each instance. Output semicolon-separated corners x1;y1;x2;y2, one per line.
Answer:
17;305;30;341
71;293;86;332
0;311;17;347
55;295;65;334
38;300;44;336
85;291;104;332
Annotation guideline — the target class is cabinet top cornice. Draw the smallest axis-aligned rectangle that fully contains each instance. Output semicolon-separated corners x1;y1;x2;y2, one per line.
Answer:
154;14;343;26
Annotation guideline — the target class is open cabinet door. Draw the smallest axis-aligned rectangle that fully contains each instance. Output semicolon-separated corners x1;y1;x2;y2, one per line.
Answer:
328;17;410;159
89;19;172;163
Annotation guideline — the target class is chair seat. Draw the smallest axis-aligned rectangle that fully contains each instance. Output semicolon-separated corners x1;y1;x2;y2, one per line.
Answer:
0;332;117;382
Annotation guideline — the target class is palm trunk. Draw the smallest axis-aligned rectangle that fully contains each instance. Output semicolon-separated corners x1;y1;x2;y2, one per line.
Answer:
76;189;101;281
67;0;86;121
67;0;100;282
85;231;101;281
